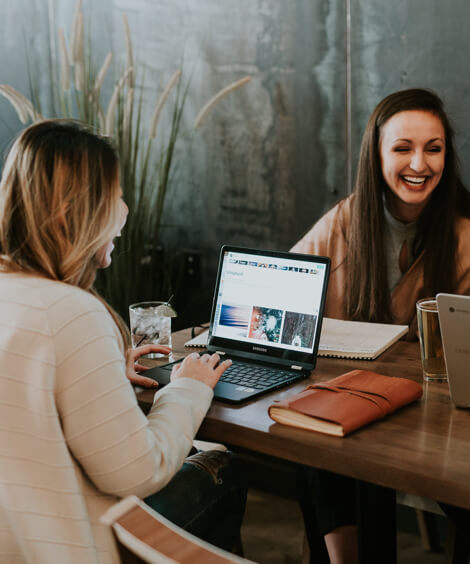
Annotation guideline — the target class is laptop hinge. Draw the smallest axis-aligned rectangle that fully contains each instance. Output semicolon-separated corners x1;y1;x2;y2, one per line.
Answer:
208;344;314;370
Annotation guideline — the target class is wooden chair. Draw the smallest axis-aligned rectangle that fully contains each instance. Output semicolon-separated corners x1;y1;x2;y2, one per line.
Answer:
101;495;255;564
397;492;445;553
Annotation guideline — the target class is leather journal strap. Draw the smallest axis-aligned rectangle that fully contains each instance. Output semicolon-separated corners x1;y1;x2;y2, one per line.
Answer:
308;383;393;416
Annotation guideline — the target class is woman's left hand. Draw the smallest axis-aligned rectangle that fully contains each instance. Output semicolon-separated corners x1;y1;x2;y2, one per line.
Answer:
125;345;172;388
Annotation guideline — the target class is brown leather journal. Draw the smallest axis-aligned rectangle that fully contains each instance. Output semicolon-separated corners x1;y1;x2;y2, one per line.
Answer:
268;369;423;436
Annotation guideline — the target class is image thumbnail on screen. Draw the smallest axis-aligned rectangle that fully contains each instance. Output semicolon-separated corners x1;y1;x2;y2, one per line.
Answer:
281;312;317;349
248;306;283;343
219;304;250;337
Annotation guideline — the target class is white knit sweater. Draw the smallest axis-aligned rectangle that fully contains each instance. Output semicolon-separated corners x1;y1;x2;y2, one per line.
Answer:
0;272;213;564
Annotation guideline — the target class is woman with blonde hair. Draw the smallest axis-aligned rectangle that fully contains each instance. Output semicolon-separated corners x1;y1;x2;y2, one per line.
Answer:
0;119;245;563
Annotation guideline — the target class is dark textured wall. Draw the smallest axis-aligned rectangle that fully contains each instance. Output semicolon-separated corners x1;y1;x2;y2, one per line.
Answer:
1;0;469;321
350;0;470;181
132;0;347;259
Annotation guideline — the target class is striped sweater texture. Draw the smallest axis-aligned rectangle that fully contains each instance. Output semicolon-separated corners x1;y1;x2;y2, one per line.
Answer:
0;273;213;563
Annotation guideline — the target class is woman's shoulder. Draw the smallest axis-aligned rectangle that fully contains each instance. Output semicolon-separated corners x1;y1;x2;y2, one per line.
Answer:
0;274;117;352
318;194;353;227
300;194;353;238
36;277;106;312
290;195;353;254
455;214;470;229
0;272;107;319
454;215;470;250
38;280;120;346
455;215;470;238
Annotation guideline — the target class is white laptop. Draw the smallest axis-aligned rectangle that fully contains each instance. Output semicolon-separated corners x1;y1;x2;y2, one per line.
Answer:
436;293;470;407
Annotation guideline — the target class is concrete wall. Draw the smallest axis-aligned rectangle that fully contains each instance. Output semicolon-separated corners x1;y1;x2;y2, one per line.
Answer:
1;0;469;320
350;0;470;180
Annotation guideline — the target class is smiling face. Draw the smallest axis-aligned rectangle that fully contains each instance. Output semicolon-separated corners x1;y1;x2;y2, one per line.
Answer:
96;189;129;269
379;110;446;223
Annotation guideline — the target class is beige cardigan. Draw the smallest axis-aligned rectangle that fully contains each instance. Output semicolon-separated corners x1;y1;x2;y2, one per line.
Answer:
0;273;213;564
291;195;470;335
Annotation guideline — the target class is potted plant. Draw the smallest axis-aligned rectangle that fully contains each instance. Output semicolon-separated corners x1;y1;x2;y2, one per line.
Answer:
0;0;250;319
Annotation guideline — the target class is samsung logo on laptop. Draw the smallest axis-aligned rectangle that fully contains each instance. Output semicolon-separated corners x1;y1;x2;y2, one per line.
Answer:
456;348;470;355
252;346;267;353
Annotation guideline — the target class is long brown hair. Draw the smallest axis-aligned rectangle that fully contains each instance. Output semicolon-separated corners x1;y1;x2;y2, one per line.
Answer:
0;119;129;343
346;88;470;322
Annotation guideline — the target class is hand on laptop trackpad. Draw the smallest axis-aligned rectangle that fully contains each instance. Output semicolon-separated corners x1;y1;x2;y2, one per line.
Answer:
144;361;178;388
142;352;221;389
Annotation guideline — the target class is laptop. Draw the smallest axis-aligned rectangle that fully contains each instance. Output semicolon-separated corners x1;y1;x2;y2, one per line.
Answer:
146;245;330;403
437;293;470;408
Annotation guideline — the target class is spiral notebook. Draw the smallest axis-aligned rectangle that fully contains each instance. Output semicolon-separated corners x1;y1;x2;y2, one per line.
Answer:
317;318;408;359
185;318;408;360
185;329;210;347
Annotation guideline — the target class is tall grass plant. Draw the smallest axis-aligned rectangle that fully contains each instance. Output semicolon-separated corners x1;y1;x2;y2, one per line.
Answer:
0;0;250;319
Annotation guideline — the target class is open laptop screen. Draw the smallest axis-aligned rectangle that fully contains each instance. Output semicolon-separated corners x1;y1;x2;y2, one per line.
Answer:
207;246;330;367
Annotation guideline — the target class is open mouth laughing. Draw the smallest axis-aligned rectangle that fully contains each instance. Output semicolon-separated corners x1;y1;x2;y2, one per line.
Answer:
402;175;428;187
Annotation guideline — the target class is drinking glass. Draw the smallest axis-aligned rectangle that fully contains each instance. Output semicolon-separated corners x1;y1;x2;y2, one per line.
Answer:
129;301;173;359
416;298;447;382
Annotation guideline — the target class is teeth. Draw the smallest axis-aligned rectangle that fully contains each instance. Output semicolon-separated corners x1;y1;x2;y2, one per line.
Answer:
403;176;426;185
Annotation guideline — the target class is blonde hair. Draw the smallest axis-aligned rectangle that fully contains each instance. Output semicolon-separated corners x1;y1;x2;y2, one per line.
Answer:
0;119;129;343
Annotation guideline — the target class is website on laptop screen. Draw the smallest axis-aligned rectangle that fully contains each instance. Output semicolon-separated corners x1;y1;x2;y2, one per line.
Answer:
211;250;328;354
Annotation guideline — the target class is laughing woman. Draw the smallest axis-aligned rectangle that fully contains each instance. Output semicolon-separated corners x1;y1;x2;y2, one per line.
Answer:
293;88;470;339
0;120;245;564
291;88;470;563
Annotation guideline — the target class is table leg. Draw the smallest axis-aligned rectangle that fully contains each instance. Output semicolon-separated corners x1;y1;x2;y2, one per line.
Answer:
356;480;396;564
296;466;330;564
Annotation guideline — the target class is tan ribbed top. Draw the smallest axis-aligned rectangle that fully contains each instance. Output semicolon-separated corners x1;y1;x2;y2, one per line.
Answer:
291;195;470;336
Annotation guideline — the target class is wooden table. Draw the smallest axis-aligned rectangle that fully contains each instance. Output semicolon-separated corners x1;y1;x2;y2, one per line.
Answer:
137;328;470;562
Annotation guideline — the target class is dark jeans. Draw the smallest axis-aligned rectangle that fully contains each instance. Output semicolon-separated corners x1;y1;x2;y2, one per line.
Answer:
297;467;356;564
300;469;470;564
144;449;246;552
297;466;356;536
440;503;470;561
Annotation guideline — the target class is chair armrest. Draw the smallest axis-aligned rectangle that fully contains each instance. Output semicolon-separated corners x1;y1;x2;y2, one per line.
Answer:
101;495;254;563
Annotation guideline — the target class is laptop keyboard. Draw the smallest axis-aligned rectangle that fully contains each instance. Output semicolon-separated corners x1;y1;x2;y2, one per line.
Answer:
219;361;298;390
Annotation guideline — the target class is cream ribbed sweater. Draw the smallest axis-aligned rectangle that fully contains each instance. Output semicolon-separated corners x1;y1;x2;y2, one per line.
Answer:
0;272;213;564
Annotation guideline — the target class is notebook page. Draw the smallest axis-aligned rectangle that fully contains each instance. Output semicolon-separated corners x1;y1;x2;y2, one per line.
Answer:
319;318;408;357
